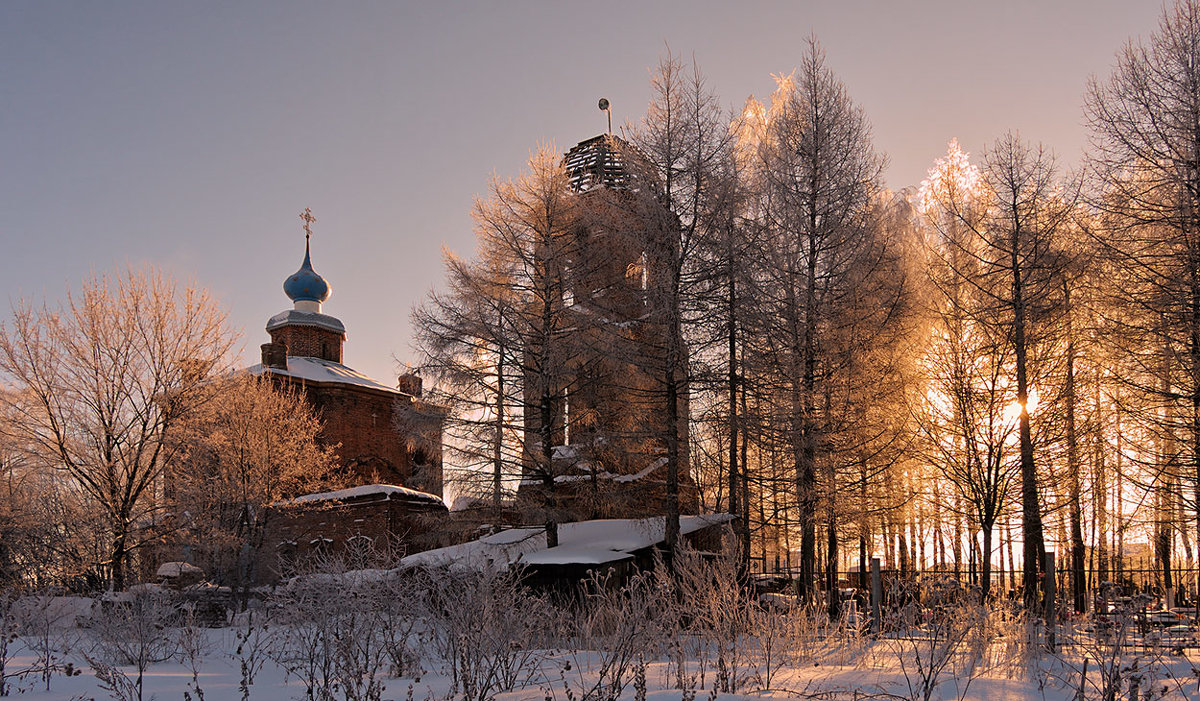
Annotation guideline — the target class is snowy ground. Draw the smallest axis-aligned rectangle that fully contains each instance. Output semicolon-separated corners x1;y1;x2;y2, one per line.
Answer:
8;634;1198;700
4;566;1200;700
5;611;1200;700
0;649;1071;700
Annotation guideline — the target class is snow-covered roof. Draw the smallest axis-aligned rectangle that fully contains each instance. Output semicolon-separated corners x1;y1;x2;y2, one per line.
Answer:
401;514;733;571
266;309;345;334
249;356;403;395
156;561;204;578
521;546;635;566
519;456;667;488
285;483;444;506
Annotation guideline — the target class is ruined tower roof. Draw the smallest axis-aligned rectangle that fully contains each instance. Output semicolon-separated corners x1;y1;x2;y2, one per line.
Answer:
563;134;649;193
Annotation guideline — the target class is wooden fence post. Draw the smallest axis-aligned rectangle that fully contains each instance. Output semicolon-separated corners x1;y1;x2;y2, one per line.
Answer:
1045;550;1057;653
871;556;882;634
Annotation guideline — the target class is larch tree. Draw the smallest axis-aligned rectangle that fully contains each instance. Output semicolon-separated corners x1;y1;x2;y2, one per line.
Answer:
0;267;236;590
916;139;1023;600
414;249;523;510
627;51;735;558
1086;0;1200;608
719;97;771;566
1052;210;1096;613
749;39;889;601
939;134;1075;607
827;190;920;612
416;144;583;548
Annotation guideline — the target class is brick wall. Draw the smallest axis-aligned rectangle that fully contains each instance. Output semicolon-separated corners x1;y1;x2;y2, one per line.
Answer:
260;492;449;583
269;325;344;363
297;383;443;496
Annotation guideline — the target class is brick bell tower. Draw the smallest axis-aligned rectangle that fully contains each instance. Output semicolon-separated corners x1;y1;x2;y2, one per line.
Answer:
260;208;346;367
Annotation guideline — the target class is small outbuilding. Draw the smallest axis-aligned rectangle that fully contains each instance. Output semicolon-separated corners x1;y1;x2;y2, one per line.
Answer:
262;483;449;582
401;513;735;591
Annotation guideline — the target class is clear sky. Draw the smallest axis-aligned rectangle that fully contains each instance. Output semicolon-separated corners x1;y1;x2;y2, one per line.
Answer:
0;1;1163;384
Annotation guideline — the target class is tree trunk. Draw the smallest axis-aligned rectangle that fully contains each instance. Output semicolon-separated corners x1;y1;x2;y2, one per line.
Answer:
1191;263;1200;615
727;252;744;571
826;498;839;620
1095;383;1109;585
109;525;127;592
740;366;751;567
541;392;558;549
798;227;819;601
1012;230;1046;610
1006;518;1017;592
494;346;505;509
664;357;681;560
859;534;868;592
1063;286;1086;612
1160;354;1176;596
662;263;684;565
953;498;963;580
982;525;994;600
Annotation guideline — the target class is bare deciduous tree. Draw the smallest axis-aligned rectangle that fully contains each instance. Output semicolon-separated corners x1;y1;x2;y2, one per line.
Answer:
0;267;236;590
627;51;735;557
416;146;585;547
917;139;1020;600
934;134;1076;607
749;39;889;601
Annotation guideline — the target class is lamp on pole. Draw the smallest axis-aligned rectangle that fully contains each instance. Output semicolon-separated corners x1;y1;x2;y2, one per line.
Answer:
598;97;611;135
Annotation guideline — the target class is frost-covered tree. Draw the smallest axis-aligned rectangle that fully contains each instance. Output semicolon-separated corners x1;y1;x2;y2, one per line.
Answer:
746;39;893;601
1087;0;1200;605
415;145;587;547
916;140;1021;599
413;243;523;510
0;267;235;590
625;51;735;556
930;133;1076;606
170;373;337;596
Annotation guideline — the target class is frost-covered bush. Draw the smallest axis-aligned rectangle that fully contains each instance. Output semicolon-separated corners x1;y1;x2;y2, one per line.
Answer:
19;591;90;693
270;571;399;701
0;590;92;695
176;608;213;701
1054;584;1158;701
881;576;985;701
975;596;1030;679
422;565;551;701
231;609;272;699
663;543;754;694
745;594;825;690
83;588;181;701
368;568;427;680
0;588;18;697
268;576;340;701
264;539;434;701
558;569;667;701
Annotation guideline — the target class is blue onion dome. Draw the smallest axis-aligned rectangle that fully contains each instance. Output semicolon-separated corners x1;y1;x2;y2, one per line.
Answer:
284;238;331;304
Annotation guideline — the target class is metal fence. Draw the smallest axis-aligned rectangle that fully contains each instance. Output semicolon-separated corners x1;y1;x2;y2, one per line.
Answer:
753;555;1200;652
752;557;1200;609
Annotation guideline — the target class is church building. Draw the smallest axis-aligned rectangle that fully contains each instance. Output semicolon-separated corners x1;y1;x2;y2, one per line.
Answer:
252;210;444;497
248;212;447;578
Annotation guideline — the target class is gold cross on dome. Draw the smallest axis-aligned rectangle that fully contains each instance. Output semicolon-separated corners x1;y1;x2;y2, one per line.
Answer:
300;208;316;242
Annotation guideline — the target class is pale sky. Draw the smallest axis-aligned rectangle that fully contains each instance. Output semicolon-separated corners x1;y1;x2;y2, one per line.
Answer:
0;1;1162;384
